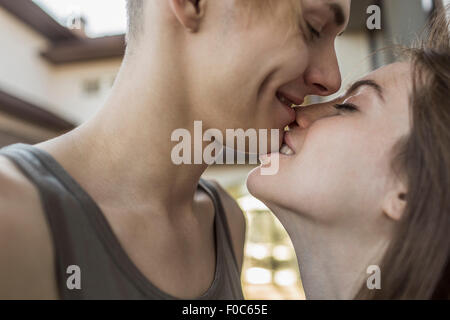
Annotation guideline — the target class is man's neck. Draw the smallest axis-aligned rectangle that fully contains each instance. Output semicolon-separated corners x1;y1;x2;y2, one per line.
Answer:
270;206;386;300
39;48;210;218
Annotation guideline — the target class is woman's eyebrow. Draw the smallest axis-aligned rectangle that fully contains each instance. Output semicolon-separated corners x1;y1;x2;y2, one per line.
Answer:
346;79;385;102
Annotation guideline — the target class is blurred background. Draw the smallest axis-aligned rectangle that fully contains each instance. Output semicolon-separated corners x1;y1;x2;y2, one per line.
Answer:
0;0;446;299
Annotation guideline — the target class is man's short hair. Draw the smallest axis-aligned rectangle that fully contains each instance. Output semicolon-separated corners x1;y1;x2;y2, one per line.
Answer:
126;0;144;42
125;0;302;43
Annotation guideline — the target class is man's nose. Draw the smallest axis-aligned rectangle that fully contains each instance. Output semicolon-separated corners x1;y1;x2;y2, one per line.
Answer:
295;102;338;129
305;46;342;96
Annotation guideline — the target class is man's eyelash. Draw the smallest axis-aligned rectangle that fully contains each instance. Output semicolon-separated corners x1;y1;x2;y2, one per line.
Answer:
334;103;358;112
307;23;321;39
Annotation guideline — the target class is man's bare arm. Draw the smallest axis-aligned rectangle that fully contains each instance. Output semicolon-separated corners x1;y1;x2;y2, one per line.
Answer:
0;157;57;299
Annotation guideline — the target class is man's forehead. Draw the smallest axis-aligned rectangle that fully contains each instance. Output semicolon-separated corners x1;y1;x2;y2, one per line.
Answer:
303;0;351;13
303;0;351;31
327;0;352;13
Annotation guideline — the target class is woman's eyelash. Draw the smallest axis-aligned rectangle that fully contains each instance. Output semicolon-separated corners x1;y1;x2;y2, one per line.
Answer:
334;103;358;112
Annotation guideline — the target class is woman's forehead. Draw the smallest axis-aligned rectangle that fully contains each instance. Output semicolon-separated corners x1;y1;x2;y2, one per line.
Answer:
368;62;412;95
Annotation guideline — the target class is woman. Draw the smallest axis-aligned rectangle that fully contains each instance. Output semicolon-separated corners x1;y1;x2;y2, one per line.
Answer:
247;11;449;299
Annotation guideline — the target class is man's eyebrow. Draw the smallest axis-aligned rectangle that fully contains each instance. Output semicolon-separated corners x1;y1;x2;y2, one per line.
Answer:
328;3;346;27
346;79;385;101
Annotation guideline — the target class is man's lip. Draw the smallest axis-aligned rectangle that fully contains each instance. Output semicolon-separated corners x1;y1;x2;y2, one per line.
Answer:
276;96;296;125
279;91;304;106
283;103;297;125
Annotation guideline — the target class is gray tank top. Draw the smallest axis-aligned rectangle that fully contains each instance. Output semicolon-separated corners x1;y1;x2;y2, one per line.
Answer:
0;143;244;300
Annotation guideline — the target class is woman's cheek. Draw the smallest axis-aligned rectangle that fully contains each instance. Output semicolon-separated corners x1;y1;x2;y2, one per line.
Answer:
289;128;365;199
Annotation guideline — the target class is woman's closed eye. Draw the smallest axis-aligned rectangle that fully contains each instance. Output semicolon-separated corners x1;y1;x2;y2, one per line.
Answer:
334;103;358;113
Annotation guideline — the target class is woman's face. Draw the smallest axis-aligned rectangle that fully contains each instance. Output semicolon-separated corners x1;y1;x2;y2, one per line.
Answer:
247;62;412;226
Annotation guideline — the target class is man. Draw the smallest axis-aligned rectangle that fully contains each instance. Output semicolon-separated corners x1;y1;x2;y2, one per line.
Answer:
0;0;350;299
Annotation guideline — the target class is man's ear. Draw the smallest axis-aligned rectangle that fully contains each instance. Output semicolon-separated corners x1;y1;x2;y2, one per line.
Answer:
169;0;206;32
382;181;407;221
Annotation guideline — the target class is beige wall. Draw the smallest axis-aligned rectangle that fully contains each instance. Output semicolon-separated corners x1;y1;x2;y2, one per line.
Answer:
0;8;54;111
49;58;122;123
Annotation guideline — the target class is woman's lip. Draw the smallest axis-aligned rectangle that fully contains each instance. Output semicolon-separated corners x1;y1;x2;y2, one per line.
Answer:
283;131;296;153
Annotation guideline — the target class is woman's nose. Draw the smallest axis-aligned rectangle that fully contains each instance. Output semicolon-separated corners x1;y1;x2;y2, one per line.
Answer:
295;103;338;129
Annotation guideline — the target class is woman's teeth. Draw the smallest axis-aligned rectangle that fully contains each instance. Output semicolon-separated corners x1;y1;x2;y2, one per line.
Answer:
258;144;294;167
280;144;294;156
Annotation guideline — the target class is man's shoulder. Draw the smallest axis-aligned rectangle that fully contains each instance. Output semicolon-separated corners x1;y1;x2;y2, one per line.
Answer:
206;180;246;272
0;155;44;215
0;155;35;198
0;155;56;299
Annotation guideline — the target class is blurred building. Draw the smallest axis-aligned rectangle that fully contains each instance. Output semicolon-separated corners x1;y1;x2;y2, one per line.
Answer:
0;0;124;145
0;0;442;299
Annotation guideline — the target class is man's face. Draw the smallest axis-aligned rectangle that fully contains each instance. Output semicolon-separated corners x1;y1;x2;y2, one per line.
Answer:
185;0;351;151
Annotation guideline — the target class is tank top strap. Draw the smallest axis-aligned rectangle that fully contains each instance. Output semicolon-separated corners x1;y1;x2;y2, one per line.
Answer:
0;143;82;298
198;179;240;273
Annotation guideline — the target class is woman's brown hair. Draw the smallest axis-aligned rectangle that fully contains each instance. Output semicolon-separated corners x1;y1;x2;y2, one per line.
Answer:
356;6;450;299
